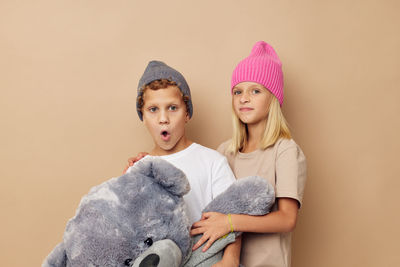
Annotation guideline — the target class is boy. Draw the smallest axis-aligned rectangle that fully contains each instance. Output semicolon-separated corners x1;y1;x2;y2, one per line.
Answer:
126;60;240;266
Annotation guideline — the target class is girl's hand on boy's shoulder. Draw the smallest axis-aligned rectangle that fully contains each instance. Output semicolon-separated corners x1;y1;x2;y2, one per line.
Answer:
122;152;149;174
190;212;231;252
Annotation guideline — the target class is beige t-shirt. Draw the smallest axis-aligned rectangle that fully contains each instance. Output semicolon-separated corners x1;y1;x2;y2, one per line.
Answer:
218;138;307;267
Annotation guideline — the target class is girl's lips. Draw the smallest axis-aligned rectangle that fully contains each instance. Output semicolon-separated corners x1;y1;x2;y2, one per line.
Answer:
239;107;253;112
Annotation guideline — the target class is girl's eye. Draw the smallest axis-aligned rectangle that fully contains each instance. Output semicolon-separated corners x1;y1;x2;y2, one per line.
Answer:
233;90;241;95
169;105;177;111
252;89;261;94
149;107;157;112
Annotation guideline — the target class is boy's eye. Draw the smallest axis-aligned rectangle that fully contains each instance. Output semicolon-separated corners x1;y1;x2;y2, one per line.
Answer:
169;105;177;111
148;107;158;112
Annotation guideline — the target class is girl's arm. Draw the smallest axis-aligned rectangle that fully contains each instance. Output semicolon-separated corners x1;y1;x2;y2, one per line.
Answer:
191;197;298;252
214;236;241;267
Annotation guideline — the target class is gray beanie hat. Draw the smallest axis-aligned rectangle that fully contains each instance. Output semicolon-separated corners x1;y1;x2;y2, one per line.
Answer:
136;60;193;121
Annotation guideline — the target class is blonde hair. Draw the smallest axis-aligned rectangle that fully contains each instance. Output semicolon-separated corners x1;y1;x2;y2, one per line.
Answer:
227;96;291;154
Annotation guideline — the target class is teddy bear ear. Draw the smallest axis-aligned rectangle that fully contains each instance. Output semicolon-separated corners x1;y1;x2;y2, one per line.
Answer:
136;158;190;197
43;242;67;267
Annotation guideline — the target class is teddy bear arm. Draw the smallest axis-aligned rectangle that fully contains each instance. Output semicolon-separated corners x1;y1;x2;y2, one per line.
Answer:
204;176;275;215
182;233;236;267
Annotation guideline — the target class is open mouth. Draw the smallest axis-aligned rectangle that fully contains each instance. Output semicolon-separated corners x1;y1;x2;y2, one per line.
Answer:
160;130;171;141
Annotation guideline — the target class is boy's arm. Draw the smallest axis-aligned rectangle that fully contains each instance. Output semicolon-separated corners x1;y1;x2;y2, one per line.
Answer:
217;235;241;267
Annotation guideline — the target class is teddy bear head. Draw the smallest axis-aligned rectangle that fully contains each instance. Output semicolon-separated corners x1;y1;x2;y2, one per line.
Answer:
44;158;192;267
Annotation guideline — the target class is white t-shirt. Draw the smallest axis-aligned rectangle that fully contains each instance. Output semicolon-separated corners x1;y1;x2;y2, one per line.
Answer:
127;143;236;224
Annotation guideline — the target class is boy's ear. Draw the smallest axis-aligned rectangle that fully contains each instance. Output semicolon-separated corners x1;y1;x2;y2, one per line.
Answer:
141;107;147;123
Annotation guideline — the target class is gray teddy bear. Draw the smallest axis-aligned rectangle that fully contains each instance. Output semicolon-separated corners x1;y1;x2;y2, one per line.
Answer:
43;158;274;267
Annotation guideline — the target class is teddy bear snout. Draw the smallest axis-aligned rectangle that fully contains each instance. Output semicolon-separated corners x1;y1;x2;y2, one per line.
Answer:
138;253;159;267
131;239;182;267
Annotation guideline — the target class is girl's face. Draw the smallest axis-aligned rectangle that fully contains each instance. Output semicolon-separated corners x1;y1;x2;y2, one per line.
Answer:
232;81;273;125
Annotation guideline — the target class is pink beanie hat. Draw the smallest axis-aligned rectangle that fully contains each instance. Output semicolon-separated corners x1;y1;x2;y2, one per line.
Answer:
231;41;284;106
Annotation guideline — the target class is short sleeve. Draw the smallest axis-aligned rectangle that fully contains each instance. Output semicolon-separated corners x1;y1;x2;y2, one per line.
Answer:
275;141;307;208
211;155;236;199
216;140;230;156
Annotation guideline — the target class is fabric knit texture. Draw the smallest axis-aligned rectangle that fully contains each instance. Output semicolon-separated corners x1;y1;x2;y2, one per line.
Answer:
231;41;284;106
136;60;193;121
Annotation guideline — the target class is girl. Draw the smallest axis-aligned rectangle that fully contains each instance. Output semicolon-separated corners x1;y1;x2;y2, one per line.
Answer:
190;41;307;267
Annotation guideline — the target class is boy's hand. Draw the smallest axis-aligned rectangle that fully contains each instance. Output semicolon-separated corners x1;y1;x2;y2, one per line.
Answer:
122;152;149;174
190;212;231;252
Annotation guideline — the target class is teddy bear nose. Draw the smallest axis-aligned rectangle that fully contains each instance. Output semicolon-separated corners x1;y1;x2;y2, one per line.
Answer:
139;253;160;267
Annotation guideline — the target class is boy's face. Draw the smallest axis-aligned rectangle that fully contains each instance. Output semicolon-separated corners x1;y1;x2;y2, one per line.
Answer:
142;85;190;155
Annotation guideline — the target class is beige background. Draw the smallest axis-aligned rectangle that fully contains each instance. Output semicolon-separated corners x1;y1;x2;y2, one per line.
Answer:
1;0;399;266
